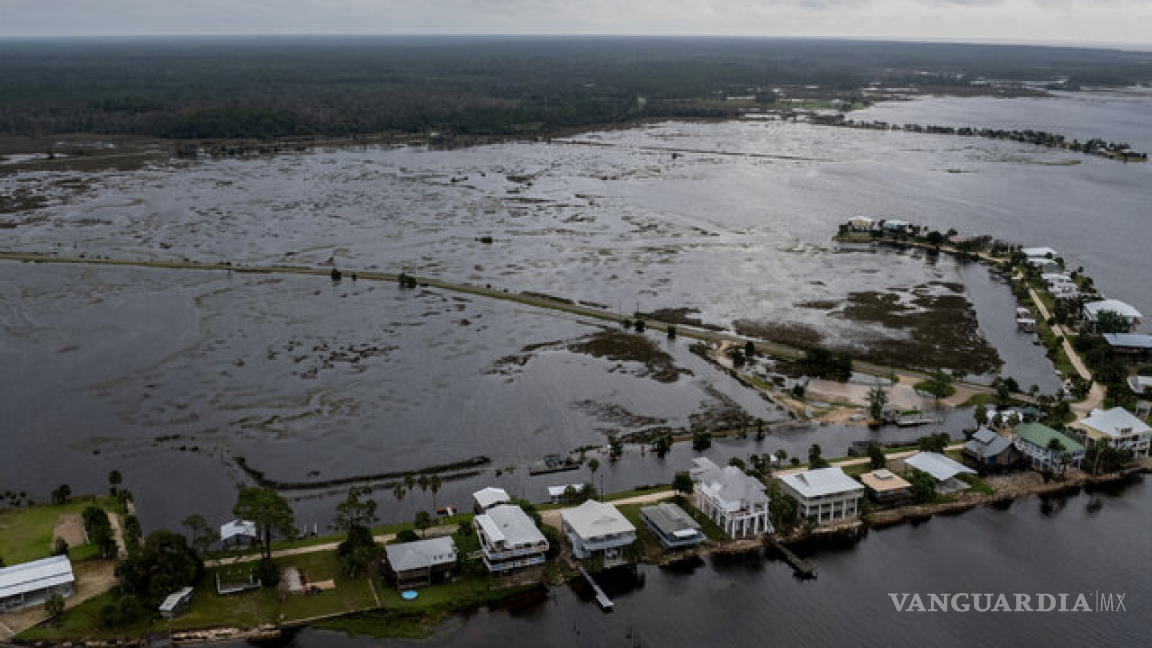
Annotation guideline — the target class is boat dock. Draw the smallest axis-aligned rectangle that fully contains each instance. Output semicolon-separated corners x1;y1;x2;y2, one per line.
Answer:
576;565;615;611
764;537;817;579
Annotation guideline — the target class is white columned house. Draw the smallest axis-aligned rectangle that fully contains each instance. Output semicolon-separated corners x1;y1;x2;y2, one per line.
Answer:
690;458;772;538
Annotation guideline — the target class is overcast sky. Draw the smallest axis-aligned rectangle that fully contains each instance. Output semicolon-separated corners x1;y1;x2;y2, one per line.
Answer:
1;0;1149;47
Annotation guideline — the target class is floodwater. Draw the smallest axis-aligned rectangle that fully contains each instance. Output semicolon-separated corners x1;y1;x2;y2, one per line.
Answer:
2;89;1149;529
233;479;1152;648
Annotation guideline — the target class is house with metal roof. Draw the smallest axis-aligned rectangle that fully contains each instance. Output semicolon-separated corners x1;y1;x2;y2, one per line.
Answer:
1075;407;1151;457
474;504;549;573
383;536;458;589
220;519;258;549
1104;333;1152;357
472;487;511;512
691;457;772;537
1013;423;1086;471
158;586;194;619
561;500;637;567
963;427;1020;470
1082;300;1143;332
0;555;75;612
857;469;912;506
1022;246;1058;259
778;467;865;525
639;502;705;550
903;452;976;493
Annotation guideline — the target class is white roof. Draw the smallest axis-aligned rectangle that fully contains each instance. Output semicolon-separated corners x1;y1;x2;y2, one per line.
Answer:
561;500;635;540
779;467;864;499
472;487;511;510
158;586;194;612
475;504;546;548
1080;408;1152;439
1104;334;1152;350
1084;300;1143;321
1022;246;1057;258
905;452;976;482
547;484;586;497
220;519;257;540
0;555;75;599
1129;376;1152;395
695;460;770;510
384;536;457;572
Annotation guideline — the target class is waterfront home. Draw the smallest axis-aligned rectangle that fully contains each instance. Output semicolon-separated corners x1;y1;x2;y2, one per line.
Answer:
561;500;637;567
1013;422;1086;471
691;457;772;537
0;555;75;612
963;427;1020;471
778;467;865;525
547;483;587;504
1082;300;1143;332
1130;376;1152;417
158;586;194;619
1042;273;1080;298
1104;333;1152;358
472;486;511;512
846;216;875;232
219;519;258;549
903;452;976;493
879;219;913;237
475;504;549;573
1075;407;1152;457
1026;257;1060;273
640;502;705;550
1022;246;1058;259
383;536;458;589
857;469;912;506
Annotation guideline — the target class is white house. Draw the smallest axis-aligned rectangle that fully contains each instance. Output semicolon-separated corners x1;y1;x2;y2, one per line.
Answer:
560;500;637;567
903;452;976;493
691;458;772;538
0;555;75;612
1022;246;1058;259
1076;407;1151;457
472;487;511;512
220;519;258;549
383;536;458;589
1083;300;1143;331
474;504;549;573
778;467;865;524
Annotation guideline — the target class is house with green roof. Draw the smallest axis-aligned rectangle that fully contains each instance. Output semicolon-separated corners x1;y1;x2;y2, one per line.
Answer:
1013;423;1086;471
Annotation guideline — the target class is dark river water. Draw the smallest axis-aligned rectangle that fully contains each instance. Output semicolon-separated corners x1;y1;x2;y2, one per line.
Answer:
224;479;1152;648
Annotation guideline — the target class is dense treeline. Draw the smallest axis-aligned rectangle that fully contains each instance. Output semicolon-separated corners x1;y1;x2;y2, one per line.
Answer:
2;37;1152;140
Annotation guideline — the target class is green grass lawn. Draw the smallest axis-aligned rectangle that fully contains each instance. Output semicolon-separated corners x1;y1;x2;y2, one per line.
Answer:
18;591;155;643
0;495;115;564
958;474;996;495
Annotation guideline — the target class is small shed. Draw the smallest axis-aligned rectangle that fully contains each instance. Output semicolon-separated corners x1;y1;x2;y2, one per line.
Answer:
158;586;194;619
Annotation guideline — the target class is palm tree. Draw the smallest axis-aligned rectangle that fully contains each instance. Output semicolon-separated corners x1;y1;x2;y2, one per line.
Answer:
392;483;406;503
429;475;443;513
588;458;600;495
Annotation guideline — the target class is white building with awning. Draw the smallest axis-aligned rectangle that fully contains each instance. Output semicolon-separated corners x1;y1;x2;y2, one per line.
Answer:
0;555;75;612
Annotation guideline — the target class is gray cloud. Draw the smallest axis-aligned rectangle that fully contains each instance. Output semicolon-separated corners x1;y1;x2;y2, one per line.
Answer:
0;0;1147;44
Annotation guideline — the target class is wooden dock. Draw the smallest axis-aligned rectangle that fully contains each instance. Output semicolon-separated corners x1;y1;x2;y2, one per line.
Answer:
764;537;817;579
576;565;615;611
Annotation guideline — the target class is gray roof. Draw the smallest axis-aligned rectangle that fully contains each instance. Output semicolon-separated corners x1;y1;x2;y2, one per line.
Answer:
1129;376;1152;396
1080;408;1151;439
1022;246;1057;258
965;428;1014;459
475;504;547;549
1084;300;1143;321
696;462;770;509
905;452;976;482
384;536;457;572
561;500;635;540
472;487;510;510
1104;334;1152;350
0;555;75;599
779;467;864;499
640;502;701;538
158;586;194;612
